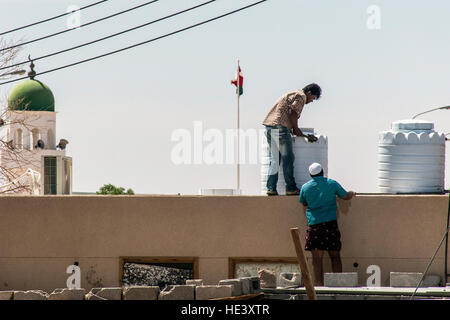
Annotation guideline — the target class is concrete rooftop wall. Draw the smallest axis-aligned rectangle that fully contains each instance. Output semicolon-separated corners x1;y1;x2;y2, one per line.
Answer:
0;194;448;291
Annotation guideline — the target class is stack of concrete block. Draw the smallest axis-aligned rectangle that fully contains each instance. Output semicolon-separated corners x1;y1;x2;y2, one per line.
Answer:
324;273;358;287
159;285;195;300
195;285;233;300
86;287;122;300
48;288;86;300
13;290;49;300
122;286;160;300
218;279;242;296
390;272;441;287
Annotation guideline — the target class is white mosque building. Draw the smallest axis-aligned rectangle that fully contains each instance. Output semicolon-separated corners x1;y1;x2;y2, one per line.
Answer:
0;62;72;195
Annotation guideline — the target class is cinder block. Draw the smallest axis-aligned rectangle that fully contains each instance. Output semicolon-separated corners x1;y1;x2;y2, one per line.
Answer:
279;272;302;288
390;272;423;287
422;274;441;287
186;279;203;286
218;279;243;296
87;287;122;300
13;290;48;300
195;285;233;300
159;285;195;300
249;277;261;293
0;291;13;300
122;286;159;300
258;269;276;288
48;288;85;300
239;276;261;294
324;272;358;287
239;278;250;295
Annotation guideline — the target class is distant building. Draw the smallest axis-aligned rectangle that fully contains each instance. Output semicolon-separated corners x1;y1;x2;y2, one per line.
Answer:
0;64;72;195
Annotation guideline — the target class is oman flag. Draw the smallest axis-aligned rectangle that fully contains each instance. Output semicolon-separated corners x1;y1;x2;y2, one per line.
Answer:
231;66;243;96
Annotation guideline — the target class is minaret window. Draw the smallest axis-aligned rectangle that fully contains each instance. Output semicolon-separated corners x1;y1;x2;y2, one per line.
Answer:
14;129;23;149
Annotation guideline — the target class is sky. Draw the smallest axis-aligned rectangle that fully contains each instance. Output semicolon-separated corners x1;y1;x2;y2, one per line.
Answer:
1;0;450;195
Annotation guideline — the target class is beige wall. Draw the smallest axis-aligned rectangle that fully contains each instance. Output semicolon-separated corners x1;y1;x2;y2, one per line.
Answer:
0;194;448;292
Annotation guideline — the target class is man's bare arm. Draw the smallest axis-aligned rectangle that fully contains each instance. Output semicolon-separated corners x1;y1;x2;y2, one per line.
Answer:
341;191;356;200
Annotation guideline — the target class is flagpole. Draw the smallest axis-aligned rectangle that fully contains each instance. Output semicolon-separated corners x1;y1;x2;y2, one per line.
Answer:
237;59;240;193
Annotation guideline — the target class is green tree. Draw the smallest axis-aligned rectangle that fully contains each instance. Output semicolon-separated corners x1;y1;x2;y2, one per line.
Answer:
96;184;134;195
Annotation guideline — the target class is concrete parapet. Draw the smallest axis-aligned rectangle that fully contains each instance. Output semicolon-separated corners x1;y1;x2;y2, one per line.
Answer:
48;288;85;300
87;287;122;300
218;279;243;296
324;273;358;287
279;272;302;288
159;285;195;300
122;286;159;300
195;285;233;300
13;290;48;300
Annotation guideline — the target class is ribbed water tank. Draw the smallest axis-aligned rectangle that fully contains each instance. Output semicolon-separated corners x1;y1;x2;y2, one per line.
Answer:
378;119;446;193
261;128;328;195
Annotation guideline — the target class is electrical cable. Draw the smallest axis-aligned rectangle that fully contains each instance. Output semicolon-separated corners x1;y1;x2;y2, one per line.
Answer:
0;0;216;72
0;0;267;87
0;0;160;52
0;0;109;36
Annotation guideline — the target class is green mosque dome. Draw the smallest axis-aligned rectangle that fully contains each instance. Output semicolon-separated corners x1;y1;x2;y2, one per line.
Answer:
8;79;55;112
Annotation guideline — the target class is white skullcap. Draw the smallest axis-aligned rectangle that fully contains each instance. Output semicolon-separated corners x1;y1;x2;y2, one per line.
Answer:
309;162;323;175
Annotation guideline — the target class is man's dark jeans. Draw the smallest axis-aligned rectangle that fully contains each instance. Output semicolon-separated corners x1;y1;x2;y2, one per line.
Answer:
264;125;297;192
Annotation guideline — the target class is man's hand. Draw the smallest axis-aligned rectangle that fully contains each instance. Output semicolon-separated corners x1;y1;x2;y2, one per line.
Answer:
306;134;318;143
292;127;303;137
342;191;356;200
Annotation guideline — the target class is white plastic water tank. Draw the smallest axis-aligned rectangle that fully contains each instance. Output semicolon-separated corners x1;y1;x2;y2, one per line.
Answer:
378;119;446;193
261;128;328;195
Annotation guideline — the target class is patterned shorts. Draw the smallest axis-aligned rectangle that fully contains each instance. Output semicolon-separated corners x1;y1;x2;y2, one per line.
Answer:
305;220;342;251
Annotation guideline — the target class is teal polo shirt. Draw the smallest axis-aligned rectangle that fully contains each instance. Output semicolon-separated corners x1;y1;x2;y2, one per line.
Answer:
299;176;348;226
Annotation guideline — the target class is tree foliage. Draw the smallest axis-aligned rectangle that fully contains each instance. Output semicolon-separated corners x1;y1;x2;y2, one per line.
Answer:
96;183;134;195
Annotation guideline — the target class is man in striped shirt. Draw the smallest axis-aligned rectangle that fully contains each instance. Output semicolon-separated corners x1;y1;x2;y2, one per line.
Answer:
262;83;322;196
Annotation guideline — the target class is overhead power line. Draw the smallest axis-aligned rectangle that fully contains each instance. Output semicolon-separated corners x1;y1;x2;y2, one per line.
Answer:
0;0;109;37
0;0;216;72
0;0;267;87
0;0;160;52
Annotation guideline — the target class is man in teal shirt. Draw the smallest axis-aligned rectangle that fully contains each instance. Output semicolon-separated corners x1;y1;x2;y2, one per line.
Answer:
299;162;355;286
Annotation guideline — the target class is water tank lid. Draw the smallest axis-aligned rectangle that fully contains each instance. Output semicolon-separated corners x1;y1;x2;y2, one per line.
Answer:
391;119;434;131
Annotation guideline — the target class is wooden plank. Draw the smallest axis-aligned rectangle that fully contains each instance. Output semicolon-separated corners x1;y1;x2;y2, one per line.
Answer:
290;228;317;300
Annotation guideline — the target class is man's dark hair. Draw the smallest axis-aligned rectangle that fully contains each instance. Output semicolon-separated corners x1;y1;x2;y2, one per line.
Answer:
303;83;322;99
310;169;324;178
